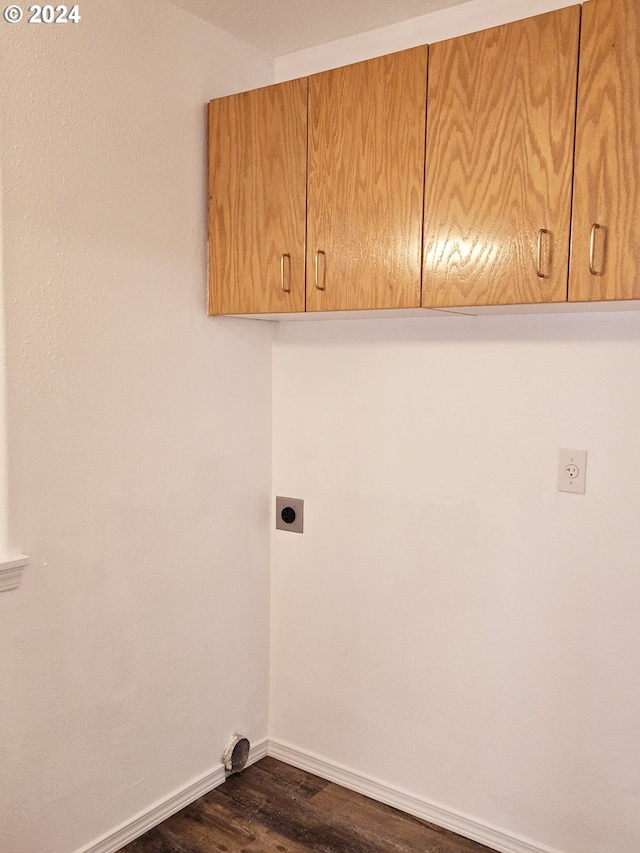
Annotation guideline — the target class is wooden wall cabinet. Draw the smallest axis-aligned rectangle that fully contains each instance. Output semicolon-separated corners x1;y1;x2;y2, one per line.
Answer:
208;79;307;315
208;49;427;316
422;7;580;308
208;2;638;318
306;47;427;311
569;0;640;302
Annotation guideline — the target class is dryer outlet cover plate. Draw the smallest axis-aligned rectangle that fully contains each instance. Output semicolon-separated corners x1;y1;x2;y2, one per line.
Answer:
275;496;304;533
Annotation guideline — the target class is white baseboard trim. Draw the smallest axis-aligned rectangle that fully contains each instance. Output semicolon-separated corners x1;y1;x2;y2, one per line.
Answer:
75;736;561;853
267;738;563;853
78;736;268;853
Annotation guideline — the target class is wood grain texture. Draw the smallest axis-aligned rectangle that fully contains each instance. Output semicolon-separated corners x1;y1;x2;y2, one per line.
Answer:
119;757;495;853
422;7;580;307
569;0;640;301
208;79;307;315
306;48;427;312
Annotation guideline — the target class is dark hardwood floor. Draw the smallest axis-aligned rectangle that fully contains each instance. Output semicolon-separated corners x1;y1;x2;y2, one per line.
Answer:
119;757;495;853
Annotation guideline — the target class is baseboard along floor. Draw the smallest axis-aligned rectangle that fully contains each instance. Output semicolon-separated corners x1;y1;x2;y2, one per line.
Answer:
118;756;495;853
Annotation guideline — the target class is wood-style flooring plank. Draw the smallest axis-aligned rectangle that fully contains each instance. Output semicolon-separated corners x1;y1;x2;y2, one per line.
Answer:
119;758;495;853
221;756;330;803
309;784;486;853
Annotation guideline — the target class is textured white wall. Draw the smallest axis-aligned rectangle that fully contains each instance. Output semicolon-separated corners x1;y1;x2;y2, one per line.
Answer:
0;3;274;852
271;3;640;852
271;314;640;853
0;205;7;558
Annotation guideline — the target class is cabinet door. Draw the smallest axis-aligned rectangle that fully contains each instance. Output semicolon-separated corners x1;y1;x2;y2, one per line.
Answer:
569;0;640;301
306;48;427;312
208;79;307;315
422;8;580;307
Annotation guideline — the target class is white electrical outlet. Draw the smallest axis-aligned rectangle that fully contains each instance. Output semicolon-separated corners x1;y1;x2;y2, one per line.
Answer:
558;449;587;494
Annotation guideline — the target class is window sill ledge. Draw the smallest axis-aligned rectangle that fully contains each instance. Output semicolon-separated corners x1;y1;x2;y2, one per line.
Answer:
0;556;30;592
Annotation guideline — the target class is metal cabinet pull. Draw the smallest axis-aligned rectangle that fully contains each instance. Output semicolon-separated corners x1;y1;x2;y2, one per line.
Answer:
589;223;606;276
536;228;551;279
280;253;291;293
314;250;326;291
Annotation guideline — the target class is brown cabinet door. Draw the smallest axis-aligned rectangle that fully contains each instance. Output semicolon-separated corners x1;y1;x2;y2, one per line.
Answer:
208;79;307;315
422;8;580;308
306;48;427;312
569;0;640;302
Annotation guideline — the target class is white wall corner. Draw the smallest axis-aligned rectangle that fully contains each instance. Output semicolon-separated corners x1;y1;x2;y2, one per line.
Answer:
267;739;564;853
77;737;268;853
0;555;29;592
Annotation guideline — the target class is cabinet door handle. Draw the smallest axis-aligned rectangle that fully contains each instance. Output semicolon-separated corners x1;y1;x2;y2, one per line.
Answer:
314;250;326;291
589;223;606;276
536;228;551;279
280;253;291;293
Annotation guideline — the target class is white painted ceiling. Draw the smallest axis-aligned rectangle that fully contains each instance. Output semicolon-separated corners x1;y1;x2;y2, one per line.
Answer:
167;0;467;56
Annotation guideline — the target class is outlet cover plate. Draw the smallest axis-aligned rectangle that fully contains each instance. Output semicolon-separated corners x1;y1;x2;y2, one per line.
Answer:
558;449;587;494
275;496;304;533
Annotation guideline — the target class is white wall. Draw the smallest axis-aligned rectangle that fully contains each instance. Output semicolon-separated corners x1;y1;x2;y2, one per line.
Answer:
271;314;640;853
0;187;8;559
271;3;640;853
0;3;274;852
